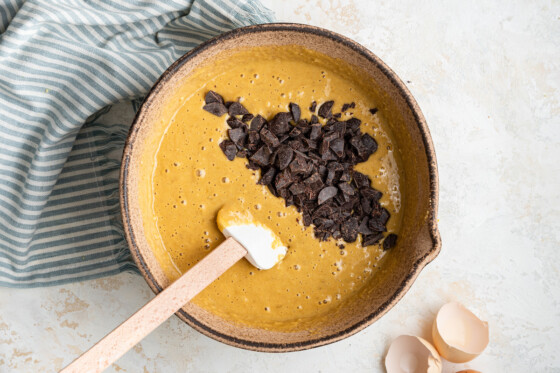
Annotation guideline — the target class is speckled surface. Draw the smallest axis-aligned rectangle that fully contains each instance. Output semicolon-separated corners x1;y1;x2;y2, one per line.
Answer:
1;0;559;372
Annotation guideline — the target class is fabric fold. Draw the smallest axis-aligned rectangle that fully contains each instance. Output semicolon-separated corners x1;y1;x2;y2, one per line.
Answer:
0;0;275;287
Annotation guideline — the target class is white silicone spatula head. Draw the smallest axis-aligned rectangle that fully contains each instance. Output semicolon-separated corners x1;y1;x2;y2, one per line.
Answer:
217;204;287;270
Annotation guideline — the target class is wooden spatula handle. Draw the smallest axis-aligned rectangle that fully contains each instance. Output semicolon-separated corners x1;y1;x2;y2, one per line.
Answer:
61;237;247;373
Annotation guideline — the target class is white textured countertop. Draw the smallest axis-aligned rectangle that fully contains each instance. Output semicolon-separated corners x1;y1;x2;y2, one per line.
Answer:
1;0;559;372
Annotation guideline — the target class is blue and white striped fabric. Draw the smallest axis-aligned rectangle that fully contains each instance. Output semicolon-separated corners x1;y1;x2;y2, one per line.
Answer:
0;0;275;287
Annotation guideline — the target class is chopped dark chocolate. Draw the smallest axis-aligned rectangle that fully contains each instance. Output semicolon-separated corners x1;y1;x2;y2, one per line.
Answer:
203;102;228;116
228;102;249;116
250;114;266;131
309;101;317;112
270;112;292;135
338;182;355;196
227;116;246;129
341;102;355;112
383;233;397;250
317;186;338;205
205;91;397;247
341;217;359;242
369;108;378;115
260;128;280;148
289;102;301;122
276;145;294;170
219;139;237;161
275;169;294;189
289;182;306;195
242;113;254;123
363;232;384;247
318;100;334;118
204;90;224;105
258;167;276;185
228;127;246;148
249;145;271;166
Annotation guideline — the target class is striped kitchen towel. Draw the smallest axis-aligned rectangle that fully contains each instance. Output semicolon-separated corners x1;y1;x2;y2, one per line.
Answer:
0;0;275;287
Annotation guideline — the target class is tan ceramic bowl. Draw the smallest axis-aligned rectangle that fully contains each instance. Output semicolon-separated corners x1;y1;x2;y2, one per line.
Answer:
121;23;440;352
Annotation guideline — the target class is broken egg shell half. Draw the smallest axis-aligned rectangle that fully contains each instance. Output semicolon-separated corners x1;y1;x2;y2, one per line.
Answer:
432;302;489;363
385;335;442;373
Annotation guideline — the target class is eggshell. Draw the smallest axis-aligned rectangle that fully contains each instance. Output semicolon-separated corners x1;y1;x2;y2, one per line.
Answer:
385;335;442;373
432;302;489;363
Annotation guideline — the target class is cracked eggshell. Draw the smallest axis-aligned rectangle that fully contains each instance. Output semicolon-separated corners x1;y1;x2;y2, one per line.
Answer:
432;302;489;363
385;335;442;373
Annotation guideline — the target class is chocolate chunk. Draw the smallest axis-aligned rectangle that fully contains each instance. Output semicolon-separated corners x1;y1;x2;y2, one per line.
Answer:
228;102;249;116
383;233;397;250
361;133;378;157
246;130;260;151
289;126;302;138
242;113;254;123
219;140;237;161
289;155;309;174
310;114;319;124
360;198;372;215
341;217;359;242
330;138;345;157
250;115;266;131
321;149;338;161
363;232;384;247
228;127;246;148
258;167;276;185
260;128;280;148
275;168;294;189
246;160;260;170
302;211;312;226
332;121;346;136
341;102;355;112
358;217;373;235
309;123;322;141
309;101;317;112
304;172;324;191
320;132;338;155
203;102;228;116
289;182;306;195
367;216;387;232
369;108;379;115
249;146;271;166
346;117;361;132
314;218;334;228
224;101;235;108
352;171;371;189
289;103;301;122
338;182;355;196
270;112;292;135
361;187;382;201
204;91;224;104
317;186;338;205
236;149;247;158
371;207;390;225
276;145;294;170
318;100;334;118
227;116;246;129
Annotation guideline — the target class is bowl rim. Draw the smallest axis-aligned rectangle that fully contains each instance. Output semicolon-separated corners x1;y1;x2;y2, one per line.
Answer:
120;22;441;352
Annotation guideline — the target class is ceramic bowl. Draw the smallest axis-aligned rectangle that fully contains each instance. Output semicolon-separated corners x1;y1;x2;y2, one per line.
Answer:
120;23;440;352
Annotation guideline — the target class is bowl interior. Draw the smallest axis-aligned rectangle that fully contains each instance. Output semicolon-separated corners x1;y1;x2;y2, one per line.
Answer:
121;24;440;352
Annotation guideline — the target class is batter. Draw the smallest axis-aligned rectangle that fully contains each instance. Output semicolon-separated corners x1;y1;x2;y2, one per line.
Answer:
139;45;404;331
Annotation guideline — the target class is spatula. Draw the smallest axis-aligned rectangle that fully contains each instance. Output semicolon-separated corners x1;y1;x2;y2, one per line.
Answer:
60;205;287;373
